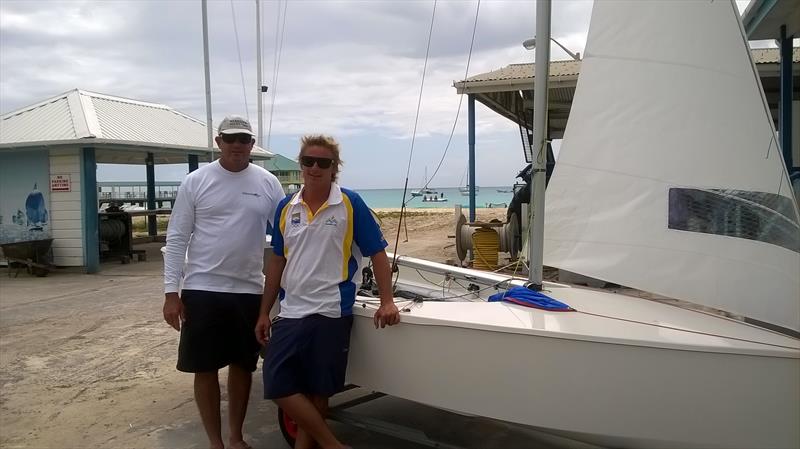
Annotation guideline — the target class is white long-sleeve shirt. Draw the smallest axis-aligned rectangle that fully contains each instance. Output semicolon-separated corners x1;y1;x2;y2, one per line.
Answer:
163;161;285;294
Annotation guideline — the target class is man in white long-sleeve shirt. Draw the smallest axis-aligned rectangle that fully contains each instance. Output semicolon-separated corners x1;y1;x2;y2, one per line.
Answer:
163;115;285;449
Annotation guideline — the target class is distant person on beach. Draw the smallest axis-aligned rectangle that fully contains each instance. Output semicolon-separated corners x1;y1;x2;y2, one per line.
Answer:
256;134;400;449
163;115;285;449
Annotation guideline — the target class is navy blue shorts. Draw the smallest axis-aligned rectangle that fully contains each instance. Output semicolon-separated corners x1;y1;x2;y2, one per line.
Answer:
262;314;354;399
177;289;261;373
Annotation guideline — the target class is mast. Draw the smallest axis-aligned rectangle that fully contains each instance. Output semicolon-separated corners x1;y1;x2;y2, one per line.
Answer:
201;0;214;158
527;0;550;289
256;0;264;148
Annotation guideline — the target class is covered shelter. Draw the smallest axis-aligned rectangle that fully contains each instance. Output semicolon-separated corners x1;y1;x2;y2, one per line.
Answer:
454;47;800;220
263;153;302;193
0;88;273;273
743;0;800;176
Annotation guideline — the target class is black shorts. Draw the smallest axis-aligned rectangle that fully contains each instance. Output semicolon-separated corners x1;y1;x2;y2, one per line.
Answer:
262;314;354;399
177;289;262;373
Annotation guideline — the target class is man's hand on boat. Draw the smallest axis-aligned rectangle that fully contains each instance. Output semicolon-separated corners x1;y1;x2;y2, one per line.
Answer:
374;302;401;329
163;292;184;331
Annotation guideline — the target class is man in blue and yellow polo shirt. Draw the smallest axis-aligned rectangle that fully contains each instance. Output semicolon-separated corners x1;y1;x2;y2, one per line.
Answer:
256;135;399;449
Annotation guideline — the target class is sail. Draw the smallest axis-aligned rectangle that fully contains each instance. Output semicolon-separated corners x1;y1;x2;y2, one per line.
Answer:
543;0;800;332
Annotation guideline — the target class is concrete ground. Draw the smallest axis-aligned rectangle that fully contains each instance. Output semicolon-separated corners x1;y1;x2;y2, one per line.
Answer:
0;243;600;449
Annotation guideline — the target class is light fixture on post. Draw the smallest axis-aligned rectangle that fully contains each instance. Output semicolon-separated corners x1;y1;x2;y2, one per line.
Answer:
522;37;580;60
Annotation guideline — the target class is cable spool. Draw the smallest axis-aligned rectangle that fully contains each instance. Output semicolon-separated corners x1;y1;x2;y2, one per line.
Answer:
472;227;499;270
497;212;520;259
99;218;126;241
454;213;474;262
454;211;521;265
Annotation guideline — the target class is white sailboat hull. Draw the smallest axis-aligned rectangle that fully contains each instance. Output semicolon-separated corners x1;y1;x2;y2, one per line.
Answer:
348;317;798;449
347;257;800;449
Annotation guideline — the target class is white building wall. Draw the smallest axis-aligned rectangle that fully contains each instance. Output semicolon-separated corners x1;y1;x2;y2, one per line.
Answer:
48;148;84;267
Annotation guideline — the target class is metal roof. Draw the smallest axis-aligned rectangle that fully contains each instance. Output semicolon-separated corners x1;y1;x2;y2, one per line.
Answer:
460;60;581;84
0;89;273;164
742;0;800;40
454;60;581;139
751;47;800;63
454;48;799;140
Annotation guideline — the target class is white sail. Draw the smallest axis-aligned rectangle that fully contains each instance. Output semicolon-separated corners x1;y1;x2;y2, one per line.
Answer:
543;0;800;332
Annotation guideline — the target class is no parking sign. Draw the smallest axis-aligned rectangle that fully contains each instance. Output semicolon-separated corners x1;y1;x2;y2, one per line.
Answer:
50;174;71;192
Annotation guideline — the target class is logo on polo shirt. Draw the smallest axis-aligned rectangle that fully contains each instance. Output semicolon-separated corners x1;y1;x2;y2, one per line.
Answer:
242;192;261;197
324;216;338;226
291;212;301;226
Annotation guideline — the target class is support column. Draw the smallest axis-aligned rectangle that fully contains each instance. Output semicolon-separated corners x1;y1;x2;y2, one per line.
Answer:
81;147;99;273
779;25;794;170
146;152;157;236
468;94;476;223
188;154;199;172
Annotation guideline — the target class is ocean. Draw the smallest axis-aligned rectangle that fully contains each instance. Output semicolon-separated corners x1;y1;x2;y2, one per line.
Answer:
352;186;516;209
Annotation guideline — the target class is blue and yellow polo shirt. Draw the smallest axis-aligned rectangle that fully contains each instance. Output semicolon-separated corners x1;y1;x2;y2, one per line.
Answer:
271;183;388;318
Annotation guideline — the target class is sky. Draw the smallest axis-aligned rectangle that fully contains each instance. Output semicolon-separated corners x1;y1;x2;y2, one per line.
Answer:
0;0;758;189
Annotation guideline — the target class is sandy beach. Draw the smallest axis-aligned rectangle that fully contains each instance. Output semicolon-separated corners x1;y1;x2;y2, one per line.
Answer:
373;207;508;264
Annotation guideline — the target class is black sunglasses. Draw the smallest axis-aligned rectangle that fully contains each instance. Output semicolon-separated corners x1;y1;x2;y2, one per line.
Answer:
300;156;334;169
220;133;254;144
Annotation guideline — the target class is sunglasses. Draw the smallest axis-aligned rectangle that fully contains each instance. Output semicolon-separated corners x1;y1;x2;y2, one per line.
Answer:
220;133;254;144
300;156;334;169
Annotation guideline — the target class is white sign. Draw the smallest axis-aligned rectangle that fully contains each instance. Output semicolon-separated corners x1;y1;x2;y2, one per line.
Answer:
50;174;71;192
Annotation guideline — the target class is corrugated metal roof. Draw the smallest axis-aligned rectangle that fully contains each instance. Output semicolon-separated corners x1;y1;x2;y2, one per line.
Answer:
750;47;800;63
0;89;272;158
90;95;209;148
0;95;77;143
462;60;580;84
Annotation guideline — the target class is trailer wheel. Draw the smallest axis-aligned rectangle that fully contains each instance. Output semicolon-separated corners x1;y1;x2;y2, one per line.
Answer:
278;407;298;447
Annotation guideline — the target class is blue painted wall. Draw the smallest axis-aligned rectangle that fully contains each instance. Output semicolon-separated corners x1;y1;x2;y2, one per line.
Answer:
0;150;52;244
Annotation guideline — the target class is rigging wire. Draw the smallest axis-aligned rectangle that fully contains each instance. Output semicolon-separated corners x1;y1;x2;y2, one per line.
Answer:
230;0;250;119
267;0;282;146
491;257;526;301
402;0;482;208
267;0;289;150
576;309;799;350
391;0;482;278
260;0;267;139
390;0;438;282
428;278;510;301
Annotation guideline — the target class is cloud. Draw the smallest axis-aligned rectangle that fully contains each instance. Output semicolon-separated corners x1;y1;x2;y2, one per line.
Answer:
0;0;586;188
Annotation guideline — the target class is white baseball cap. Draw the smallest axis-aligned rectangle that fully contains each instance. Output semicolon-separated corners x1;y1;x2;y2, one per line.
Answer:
218;115;255;136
